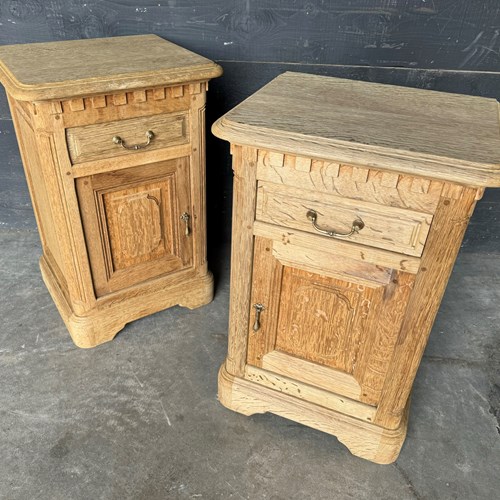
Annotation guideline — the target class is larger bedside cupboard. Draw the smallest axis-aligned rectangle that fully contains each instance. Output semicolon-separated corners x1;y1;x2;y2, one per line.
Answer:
212;72;500;463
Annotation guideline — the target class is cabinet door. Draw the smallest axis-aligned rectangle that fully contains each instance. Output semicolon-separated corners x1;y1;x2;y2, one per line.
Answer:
246;236;415;406
76;158;192;296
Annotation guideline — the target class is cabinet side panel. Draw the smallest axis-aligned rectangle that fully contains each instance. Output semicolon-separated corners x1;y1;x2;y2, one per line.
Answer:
8;97;66;290
375;185;480;429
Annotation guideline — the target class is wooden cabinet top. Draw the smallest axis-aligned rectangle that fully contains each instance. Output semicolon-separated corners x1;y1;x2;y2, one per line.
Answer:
0;34;222;101
212;72;500;187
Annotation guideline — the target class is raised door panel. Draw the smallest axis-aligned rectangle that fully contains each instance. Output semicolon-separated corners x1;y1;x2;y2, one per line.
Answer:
77;157;193;296
276;268;380;375
103;181;175;270
246;236;415;406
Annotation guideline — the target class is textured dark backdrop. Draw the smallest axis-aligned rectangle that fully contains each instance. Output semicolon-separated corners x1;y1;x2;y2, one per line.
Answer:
0;0;499;246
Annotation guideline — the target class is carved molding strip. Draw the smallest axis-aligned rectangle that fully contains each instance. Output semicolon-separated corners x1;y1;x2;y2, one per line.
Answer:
53;82;206;115
256;148;447;212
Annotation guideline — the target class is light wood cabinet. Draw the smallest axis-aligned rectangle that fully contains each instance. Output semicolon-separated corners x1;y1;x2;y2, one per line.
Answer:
212;72;500;463
0;35;222;347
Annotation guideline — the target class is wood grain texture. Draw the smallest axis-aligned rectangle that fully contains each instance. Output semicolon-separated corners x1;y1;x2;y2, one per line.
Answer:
70;144;193;179
0;35;222;101
41;253;213;348
216;71;496;462
273;244;393;288
354;270;415;405
257;181;432;256
275;268;381;375
374;185;480;428
58;86;193;128
245;237;283;369
8;96;62;272
225;145;258;376
67;112;189;164
76;159;193;296
219;365;409;465
16;98;96;314
2;37;220;346
4;43;500;245
246;234;419;410
188;90;210;272
261;351;361;402
255;149;445;214
244;365;376;422
253;221;421;275
212;73;500;187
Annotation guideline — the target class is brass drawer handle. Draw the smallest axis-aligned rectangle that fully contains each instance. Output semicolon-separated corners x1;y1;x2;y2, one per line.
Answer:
253;303;265;332
112;130;154;150
180;212;190;236
306;210;364;238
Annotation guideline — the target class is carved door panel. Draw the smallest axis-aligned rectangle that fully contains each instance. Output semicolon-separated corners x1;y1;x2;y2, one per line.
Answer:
247;236;415;406
77;158;192;296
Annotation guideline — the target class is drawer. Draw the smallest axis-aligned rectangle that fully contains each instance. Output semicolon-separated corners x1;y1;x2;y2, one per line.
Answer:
66;112;189;164
256;182;432;256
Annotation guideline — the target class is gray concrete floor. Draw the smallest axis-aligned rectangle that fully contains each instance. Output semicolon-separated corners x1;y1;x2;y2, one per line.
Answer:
0;123;499;499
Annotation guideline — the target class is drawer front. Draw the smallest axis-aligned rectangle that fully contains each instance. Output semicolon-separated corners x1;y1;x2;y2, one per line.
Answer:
256;182;432;257
66;112;189;164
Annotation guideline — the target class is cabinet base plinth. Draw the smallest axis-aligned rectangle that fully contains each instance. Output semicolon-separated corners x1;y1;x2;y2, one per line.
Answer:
40;256;214;348
218;364;409;464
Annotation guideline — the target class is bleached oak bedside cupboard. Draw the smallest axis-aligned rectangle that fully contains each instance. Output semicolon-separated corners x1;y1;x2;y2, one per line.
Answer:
212;72;500;463
0;35;222;347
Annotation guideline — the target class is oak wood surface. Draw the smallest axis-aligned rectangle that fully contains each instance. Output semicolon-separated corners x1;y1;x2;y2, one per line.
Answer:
216;75;494;461
58;85;194;128
0;35;222;101
219;365;409;465
76;159;193;297
3;36;220;346
253;221;421;275
260;351;362;402
212;72;500;187
244;365;376;422
255;149;445;214
67;112;189;164
225;145;258;377
246;233;416;409
374;185;480;428
41;253;213;348
257;181;432;256
272;243;393;288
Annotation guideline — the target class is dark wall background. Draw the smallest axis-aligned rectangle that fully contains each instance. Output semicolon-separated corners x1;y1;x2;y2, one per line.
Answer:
0;0;499;247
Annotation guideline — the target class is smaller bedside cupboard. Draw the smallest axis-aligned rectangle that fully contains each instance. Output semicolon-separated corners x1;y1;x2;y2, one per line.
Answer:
0;35;222;347
212;72;500;463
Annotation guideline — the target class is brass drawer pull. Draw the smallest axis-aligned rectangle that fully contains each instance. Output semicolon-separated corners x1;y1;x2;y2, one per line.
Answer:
112;130;154;150
252;303;265;332
306;210;364;238
180;212;191;236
